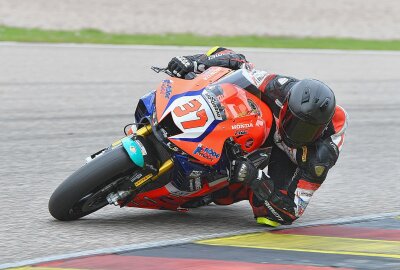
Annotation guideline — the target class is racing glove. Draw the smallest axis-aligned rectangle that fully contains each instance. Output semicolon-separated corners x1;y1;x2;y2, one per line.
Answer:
231;159;297;225
251;190;297;225
230;159;274;200
167;47;251;78
167;55;199;78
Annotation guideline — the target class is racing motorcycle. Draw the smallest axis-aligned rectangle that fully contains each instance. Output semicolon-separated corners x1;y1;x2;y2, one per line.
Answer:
49;66;274;221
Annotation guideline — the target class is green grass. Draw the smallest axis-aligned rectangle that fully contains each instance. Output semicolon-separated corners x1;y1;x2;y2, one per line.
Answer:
1;25;400;50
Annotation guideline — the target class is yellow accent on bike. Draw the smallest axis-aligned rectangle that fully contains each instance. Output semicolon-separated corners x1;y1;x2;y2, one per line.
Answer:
206;46;220;56
152;159;174;180
136;124;152;136
131;158;173;190
134;173;153;187
111;124;152;148
256;217;281;227
111;140;122;148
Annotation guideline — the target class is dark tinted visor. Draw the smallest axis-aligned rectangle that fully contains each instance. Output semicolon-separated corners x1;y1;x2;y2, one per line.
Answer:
281;108;325;145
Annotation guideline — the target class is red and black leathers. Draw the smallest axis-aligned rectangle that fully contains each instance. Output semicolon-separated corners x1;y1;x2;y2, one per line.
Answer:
168;47;348;226
168;47;250;77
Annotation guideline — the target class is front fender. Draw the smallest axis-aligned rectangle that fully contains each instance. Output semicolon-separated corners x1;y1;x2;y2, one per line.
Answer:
121;137;145;167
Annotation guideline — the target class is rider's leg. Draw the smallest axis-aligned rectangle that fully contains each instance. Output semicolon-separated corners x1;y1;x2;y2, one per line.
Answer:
249;145;297;227
212;183;250;205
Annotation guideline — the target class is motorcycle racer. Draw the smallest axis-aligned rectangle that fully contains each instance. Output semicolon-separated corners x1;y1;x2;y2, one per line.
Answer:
167;47;348;227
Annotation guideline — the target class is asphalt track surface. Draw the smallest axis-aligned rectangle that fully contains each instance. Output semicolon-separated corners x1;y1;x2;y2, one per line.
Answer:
0;43;399;265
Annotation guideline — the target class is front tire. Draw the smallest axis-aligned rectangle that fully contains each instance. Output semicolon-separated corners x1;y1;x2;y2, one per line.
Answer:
49;146;136;221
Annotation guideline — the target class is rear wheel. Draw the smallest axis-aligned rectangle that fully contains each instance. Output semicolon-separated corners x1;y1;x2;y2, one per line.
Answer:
48;146;137;221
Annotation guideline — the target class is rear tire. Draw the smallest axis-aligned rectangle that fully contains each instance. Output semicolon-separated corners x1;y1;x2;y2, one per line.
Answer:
49;146;136;221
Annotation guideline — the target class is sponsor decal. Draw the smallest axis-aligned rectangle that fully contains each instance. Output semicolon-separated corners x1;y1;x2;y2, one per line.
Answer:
135;140;147;155
235;129;248;136
193;143;220;161
130;173;143;182
207;52;226;60
296;196;307;217
134;173;153;187
294;188;314;217
264;201;284;222
202;91;223;120
160;79;172;99
232;123;253;130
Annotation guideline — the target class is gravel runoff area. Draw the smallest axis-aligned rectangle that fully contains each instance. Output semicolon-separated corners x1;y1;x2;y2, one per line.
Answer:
0;0;400;40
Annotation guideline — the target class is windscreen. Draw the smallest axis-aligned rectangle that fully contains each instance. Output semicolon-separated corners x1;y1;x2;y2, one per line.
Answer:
214;69;260;97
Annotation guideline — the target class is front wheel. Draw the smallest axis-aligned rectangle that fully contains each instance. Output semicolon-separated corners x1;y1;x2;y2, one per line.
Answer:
48;146;137;221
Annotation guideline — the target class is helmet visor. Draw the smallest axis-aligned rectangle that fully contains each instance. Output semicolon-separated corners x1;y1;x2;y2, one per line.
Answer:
279;106;325;147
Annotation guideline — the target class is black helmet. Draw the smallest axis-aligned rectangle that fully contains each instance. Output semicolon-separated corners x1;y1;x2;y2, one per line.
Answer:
278;79;336;148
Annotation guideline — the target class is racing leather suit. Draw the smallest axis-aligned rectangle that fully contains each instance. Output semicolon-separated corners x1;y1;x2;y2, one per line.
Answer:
172;47;348;226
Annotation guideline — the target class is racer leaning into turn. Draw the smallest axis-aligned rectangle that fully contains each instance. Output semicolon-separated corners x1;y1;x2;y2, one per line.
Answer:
166;47;348;227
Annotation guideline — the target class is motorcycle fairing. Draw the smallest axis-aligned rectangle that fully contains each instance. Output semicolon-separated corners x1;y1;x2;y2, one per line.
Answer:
159;89;222;142
128;172;229;211
134;90;155;124
154;67;273;165
174;154;209;177
155;67;231;121
126;68;274;211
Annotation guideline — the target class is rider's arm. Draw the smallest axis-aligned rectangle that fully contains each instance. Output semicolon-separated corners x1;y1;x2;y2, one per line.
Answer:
194;46;250;71
253;108;348;225
254;73;300;115
167;46;250;77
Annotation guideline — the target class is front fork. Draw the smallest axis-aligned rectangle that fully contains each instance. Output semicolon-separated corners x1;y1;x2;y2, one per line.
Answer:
129;124;174;181
109;124;174;206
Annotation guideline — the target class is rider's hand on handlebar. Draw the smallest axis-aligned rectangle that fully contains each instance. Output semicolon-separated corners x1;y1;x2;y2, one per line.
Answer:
230;159;274;200
167;56;196;78
230;159;256;183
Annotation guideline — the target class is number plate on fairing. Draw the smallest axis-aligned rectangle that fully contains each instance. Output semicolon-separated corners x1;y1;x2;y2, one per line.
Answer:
160;93;215;140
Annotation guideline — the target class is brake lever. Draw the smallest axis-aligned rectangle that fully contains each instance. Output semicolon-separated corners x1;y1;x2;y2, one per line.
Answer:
151;66;173;77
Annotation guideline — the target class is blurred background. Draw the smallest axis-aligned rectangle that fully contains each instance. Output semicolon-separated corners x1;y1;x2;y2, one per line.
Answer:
1;0;399;39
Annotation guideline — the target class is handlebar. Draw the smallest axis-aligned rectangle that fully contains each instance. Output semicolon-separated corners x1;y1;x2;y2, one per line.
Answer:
151;66;196;80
